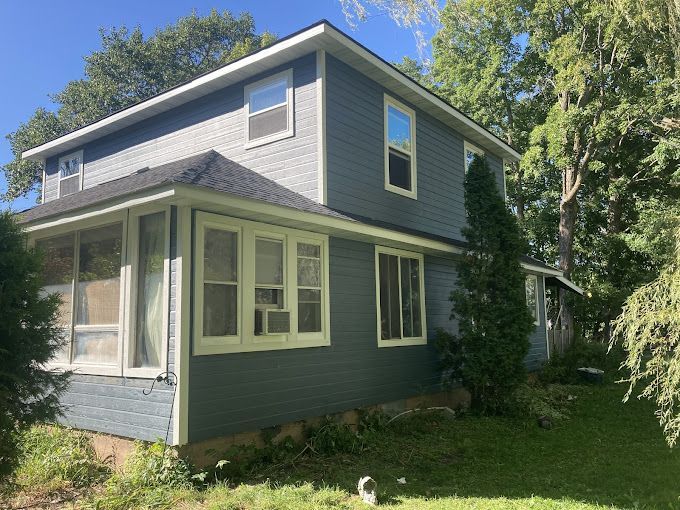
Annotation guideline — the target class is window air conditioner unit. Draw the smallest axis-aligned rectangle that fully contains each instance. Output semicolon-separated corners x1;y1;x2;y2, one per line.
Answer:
254;309;291;335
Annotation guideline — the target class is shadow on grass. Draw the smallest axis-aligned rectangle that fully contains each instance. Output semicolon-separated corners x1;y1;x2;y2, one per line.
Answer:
231;386;679;509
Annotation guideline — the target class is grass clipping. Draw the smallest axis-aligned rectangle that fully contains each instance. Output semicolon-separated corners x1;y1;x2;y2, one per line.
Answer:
611;227;680;446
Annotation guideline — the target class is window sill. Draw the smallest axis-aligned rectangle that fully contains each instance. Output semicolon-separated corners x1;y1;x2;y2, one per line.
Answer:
384;183;417;200
194;337;331;356
244;129;294;150
377;337;427;348
44;362;124;377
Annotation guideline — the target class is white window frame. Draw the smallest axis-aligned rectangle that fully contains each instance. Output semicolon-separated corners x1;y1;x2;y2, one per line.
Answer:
501;158;509;202
464;141;484;173
374;245;427;348
32;211;128;377
57;150;84;198
384;94;417;199
123;205;171;378
526;274;540;326
193;211;330;355
244;68;294;149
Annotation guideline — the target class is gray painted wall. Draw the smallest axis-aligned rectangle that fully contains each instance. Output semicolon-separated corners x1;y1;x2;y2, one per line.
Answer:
325;55;505;242
57;208;178;443
44;54;319;203
187;236;457;442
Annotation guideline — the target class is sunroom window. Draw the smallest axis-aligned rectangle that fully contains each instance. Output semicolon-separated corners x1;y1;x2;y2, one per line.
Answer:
384;95;416;198
525;274;540;326
297;242;322;333
375;247;426;347
244;69;294;147
58;150;83;197
202;227;239;338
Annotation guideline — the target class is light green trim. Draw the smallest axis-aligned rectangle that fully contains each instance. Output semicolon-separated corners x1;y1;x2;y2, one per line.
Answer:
374;245;428;348
193;211;331;355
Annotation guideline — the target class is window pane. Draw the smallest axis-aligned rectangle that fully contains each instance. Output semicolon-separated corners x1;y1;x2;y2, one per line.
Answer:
297;243;320;258
59;176;80;197
388;149;411;190
379;253;401;340
387;105;411;152
249;105;288;141
401;258;422;338
526;277;538;321
256;238;283;285
60;155;81;178
255;288;284;307
204;229;237;282
73;330;117;364
250;78;287;112
135;212;165;368
203;283;237;336
37;234;74;328
77;224;122;326
297;257;320;287
298;289;321;333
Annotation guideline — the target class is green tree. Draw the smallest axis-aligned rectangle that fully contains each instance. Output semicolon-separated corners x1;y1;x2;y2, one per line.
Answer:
611;225;680;446
3;10;275;201
440;156;534;412
0;212;71;483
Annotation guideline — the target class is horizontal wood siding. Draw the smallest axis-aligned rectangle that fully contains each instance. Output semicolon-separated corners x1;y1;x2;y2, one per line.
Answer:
44;54;318;203
187;237;449;442
526;275;548;371
325;55;505;241
57;209;178;442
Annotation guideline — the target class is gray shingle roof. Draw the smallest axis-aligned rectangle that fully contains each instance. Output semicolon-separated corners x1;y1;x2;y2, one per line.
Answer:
19;151;354;224
19;150;560;274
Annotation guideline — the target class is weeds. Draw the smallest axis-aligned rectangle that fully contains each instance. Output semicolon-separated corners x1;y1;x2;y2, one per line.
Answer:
13;426;109;494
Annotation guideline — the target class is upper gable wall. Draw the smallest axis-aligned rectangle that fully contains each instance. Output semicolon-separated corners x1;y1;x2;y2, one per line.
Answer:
325;55;505;242
43;53;319;203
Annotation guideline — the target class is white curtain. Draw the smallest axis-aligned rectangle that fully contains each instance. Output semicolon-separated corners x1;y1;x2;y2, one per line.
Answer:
135;213;165;368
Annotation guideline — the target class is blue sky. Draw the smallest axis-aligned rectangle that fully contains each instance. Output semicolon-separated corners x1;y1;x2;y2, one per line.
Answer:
0;0;434;212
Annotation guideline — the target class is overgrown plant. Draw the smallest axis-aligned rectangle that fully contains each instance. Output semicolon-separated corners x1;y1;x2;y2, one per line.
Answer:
611;226;680;446
437;156;534;413
0;212;71;485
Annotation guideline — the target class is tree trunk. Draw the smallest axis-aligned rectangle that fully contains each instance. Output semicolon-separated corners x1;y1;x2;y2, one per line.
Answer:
558;186;578;335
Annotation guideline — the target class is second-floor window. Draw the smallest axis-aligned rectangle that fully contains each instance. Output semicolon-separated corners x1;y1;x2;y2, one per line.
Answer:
244;69;294;148
384;95;416;198
58;150;83;197
464;141;484;173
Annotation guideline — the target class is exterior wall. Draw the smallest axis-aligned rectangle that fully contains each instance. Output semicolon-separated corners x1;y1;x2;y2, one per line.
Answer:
526;274;549;371
325;55;505;242
43;54;319;203
187;236;457;443
57;209;179;443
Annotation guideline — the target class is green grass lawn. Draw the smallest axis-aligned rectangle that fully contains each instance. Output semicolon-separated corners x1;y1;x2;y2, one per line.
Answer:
6;384;680;510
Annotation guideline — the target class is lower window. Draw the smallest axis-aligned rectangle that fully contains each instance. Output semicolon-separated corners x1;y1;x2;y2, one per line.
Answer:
525;274;540;325
375;246;427;347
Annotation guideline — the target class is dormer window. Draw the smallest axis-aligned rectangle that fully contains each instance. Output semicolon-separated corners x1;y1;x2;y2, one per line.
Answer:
384;95;416;199
58;150;83;197
244;69;294;148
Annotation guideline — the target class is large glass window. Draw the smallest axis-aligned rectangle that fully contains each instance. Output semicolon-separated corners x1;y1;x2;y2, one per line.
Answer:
376;248;426;346
297;242;322;333
58;150;83;197
202;228;238;337
36;234;75;362
385;96;416;197
134;212;166;368
74;224;123;364
245;70;293;146
255;237;285;312
525;274;540;325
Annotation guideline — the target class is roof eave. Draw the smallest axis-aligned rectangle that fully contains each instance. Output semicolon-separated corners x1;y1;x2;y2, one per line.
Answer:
22;21;520;163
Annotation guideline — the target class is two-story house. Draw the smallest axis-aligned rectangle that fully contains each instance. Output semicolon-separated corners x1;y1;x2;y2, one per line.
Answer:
19;20;581;453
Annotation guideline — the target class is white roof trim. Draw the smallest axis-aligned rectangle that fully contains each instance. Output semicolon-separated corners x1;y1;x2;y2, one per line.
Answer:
22;21;520;162
551;275;585;296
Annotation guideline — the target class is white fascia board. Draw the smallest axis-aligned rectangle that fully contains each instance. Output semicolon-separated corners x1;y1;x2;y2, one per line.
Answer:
22;24;326;161
23;22;519;163
521;262;563;277
554;275;585;295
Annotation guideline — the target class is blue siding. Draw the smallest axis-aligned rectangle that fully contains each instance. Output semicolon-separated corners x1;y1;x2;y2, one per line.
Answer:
187;237;447;442
325;55;505;242
57;208;178;443
44;54;319;203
